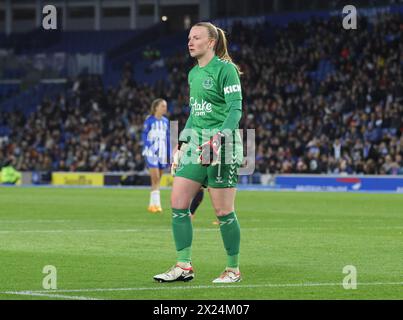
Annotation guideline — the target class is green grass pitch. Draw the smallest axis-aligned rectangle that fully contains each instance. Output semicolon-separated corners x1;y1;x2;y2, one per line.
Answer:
0;187;402;300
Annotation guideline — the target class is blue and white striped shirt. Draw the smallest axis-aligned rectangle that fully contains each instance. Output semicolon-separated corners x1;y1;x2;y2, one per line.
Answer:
141;115;170;165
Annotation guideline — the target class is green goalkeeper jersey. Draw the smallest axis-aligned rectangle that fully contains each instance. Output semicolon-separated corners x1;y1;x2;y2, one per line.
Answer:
188;55;242;134
180;55;243;165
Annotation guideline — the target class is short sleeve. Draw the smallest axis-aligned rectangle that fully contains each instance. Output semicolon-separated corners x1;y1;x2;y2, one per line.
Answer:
220;63;242;103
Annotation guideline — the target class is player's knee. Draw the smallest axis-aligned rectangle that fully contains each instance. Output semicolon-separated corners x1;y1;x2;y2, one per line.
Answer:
214;207;234;217
171;194;191;210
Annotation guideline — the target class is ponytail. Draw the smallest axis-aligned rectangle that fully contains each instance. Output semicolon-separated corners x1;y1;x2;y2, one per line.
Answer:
215;28;231;61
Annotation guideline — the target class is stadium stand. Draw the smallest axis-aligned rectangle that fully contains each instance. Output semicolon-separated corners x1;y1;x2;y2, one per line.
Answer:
0;12;402;176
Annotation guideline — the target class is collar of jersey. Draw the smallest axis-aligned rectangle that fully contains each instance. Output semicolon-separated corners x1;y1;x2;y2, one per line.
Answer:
197;55;217;70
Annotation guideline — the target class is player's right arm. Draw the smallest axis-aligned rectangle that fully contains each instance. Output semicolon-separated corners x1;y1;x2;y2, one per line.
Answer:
179;69;196;145
179;115;193;144
141;117;152;157
171;115;193;175
172;72;194;174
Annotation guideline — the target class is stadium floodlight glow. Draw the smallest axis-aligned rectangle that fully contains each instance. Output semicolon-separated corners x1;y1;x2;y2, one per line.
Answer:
162;16;168;22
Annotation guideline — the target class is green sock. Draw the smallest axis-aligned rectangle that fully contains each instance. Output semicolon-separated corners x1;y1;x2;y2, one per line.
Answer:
172;208;193;263
218;212;240;268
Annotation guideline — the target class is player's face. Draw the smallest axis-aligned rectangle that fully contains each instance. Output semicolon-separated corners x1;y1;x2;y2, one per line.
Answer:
188;26;215;58
155;101;167;116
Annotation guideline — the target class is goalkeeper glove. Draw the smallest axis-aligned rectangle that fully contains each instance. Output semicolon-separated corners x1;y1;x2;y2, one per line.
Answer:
171;141;188;175
196;132;225;167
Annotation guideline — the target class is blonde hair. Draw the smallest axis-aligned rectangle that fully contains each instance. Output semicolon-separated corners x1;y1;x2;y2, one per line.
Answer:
193;22;242;75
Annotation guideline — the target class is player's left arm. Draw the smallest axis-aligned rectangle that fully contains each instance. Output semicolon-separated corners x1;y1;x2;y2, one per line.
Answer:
220;62;243;134
220;100;242;133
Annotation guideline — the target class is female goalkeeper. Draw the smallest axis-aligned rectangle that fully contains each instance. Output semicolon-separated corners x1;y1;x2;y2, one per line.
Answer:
154;22;243;283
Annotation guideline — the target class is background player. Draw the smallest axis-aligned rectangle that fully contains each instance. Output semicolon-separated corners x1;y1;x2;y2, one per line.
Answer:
142;98;170;213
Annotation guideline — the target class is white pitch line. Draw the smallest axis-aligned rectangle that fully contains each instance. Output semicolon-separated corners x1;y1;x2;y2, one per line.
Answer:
0;226;403;234
13;281;403;294
2;291;102;300
0;228;217;234
0;220;73;223
0;229;146;234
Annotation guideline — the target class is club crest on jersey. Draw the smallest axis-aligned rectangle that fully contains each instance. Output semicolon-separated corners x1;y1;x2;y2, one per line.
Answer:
202;77;214;90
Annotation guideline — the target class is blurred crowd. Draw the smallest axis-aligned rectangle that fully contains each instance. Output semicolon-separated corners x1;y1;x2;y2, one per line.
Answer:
0;66;160;172
1;13;402;175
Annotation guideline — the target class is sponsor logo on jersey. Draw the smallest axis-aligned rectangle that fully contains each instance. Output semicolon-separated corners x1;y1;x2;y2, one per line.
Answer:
202;77;214;89
224;84;241;95
190;97;213;116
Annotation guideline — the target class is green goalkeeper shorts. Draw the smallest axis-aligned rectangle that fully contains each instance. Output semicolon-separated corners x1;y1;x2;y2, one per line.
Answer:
174;142;242;188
